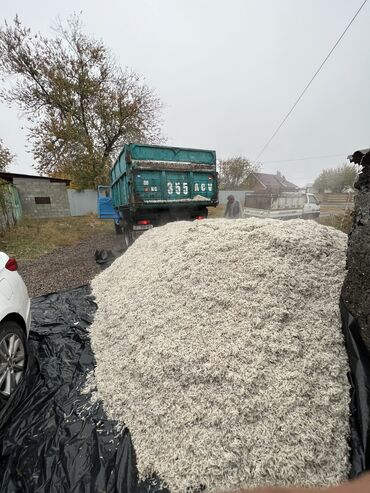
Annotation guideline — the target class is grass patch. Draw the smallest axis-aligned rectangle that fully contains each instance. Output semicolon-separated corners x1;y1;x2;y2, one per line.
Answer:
0;215;113;260
318;212;353;234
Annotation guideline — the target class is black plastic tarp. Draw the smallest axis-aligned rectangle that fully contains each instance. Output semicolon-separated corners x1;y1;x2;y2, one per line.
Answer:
0;287;167;493
341;301;370;477
0;287;369;492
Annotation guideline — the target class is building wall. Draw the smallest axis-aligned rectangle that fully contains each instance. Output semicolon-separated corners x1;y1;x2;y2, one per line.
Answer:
13;177;70;219
68;189;98;216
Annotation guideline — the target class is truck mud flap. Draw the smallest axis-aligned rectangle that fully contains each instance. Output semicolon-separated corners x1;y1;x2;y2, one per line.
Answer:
0;287;369;491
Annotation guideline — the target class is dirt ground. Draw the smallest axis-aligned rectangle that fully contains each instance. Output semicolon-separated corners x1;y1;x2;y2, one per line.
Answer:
0;215;112;260
19;231;124;298
207;205;225;218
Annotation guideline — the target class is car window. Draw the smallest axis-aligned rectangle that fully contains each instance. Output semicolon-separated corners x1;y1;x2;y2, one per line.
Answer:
308;195;317;204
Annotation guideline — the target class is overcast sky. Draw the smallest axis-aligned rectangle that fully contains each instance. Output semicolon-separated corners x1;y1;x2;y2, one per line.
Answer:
1;0;369;186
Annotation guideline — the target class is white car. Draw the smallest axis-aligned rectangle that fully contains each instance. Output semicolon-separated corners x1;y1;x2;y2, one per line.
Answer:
0;252;31;403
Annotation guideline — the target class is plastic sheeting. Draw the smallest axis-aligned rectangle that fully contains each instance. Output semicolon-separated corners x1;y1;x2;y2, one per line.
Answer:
94;249;118;268
341;300;370;477
0;287;167;493
0;287;369;492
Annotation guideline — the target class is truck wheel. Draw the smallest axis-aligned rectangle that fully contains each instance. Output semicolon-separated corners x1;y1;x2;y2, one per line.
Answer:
123;228;133;250
200;207;208;219
304;213;314;220
114;222;123;235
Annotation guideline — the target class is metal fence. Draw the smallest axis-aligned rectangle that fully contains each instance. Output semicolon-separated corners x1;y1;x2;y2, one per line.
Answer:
67;189;98;216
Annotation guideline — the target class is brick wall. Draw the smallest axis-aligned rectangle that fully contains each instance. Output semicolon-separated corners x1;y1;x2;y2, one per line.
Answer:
13;177;71;219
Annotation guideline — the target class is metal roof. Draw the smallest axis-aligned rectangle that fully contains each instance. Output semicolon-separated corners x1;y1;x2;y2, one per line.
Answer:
0;172;71;185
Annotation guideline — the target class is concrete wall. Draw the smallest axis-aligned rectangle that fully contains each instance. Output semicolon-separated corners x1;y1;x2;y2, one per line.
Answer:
14;177;70;219
218;190;247;205
68;189;98;216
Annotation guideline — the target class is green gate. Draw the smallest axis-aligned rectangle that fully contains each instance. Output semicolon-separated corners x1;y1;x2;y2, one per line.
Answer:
8;184;22;222
0;182;23;230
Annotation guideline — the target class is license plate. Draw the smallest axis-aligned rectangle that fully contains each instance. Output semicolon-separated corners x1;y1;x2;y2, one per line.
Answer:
133;224;154;231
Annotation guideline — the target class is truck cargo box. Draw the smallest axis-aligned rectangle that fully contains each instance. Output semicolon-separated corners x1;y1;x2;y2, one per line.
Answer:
243;192;320;220
111;144;218;210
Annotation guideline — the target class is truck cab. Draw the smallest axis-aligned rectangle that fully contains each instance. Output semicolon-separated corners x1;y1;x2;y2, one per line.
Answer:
303;193;320;219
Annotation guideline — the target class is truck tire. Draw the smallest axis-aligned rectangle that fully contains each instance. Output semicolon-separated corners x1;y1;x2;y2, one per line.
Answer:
123;227;133;250
199;207;208;219
303;213;317;220
114;222;123;235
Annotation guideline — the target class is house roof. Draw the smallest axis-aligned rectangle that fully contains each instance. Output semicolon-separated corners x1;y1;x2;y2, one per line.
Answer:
253;172;298;191
0;171;71;185
275;174;299;190
253;172;280;189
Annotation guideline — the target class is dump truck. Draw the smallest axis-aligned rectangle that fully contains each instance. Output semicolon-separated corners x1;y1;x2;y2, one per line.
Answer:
243;191;320;220
103;143;218;246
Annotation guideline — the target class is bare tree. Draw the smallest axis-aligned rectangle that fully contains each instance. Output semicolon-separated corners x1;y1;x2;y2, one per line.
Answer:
0;16;163;188
218;156;258;190
0;139;14;171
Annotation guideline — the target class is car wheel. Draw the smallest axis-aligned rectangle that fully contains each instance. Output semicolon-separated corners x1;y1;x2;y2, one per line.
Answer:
0;321;27;400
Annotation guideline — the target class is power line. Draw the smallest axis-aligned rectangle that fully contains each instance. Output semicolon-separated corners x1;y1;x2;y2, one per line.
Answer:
253;0;368;164
262;153;346;164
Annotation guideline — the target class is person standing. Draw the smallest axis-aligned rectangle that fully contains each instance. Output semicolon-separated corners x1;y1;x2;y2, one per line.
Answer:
224;195;242;219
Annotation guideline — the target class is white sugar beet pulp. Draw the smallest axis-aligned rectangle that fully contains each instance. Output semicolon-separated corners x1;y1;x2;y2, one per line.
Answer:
90;218;350;493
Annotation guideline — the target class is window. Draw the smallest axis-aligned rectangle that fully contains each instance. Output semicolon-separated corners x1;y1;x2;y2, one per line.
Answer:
35;196;51;204
308;195;318;204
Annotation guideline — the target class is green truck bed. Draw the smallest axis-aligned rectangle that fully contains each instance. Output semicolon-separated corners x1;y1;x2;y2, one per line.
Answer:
111;144;218;210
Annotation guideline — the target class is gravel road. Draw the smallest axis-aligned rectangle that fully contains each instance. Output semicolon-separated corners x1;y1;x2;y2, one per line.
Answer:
19;232;124;298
